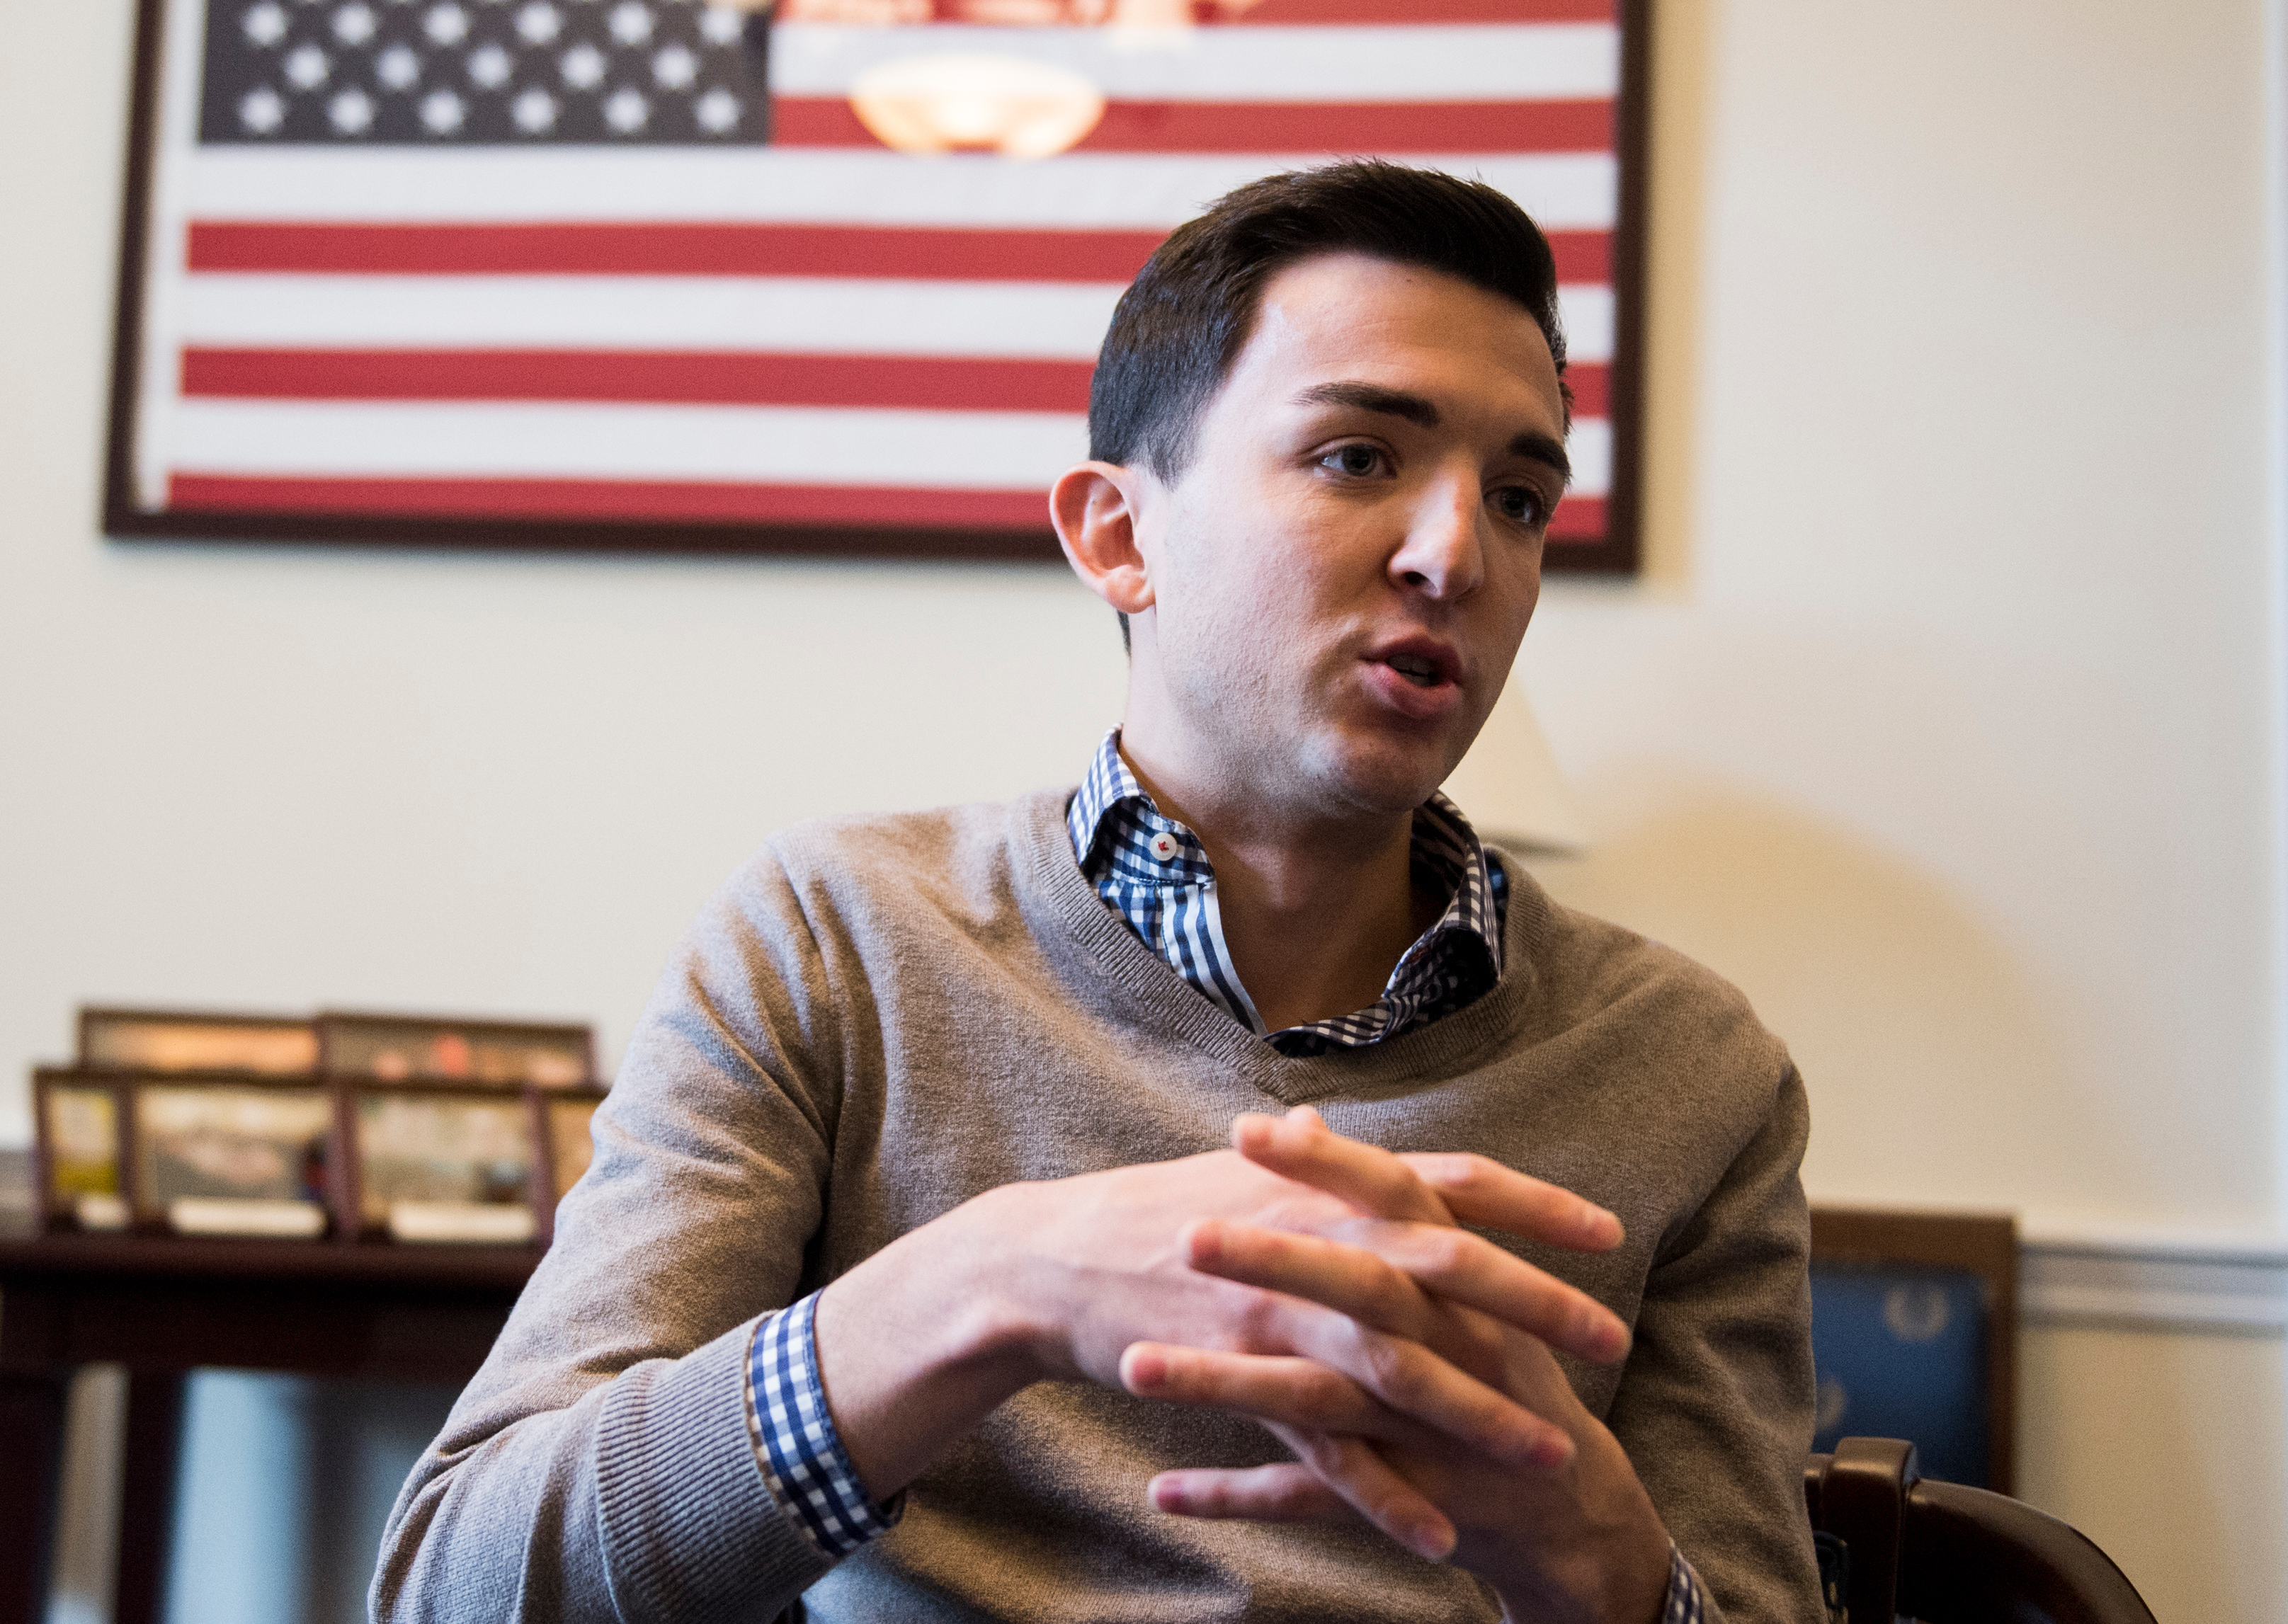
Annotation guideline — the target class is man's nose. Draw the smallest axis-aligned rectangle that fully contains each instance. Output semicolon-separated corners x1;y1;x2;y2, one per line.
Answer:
1388;473;1486;600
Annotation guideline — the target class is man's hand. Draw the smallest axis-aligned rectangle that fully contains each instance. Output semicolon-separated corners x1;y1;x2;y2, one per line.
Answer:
1117;1109;1674;1624
809;1114;1629;1519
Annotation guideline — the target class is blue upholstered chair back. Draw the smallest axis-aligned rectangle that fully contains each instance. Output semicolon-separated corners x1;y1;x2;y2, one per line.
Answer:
1809;1261;1991;1488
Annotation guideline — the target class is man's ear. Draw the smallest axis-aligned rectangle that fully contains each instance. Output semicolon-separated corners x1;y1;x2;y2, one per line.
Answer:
1052;462;1155;616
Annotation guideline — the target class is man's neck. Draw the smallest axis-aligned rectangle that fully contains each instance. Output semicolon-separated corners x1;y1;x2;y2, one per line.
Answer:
1118;740;1435;1034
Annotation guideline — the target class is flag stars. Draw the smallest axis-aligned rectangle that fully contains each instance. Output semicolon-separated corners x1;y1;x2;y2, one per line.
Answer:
241;3;289;46
693;84;739;132
238;85;287;132
559;41;605;86
608;2;654;43
419;86;466;130
511;85;559;130
467;42;513;86
375;42;421;88
603;85;649;131
328;86;376;131
283;42;330;87
216;0;762;144
651;41;695;87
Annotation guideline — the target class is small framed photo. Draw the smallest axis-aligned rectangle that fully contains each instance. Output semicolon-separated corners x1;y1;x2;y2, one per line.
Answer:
33;1069;132;1233
540;1087;608;1207
130;1074;335;1237
349;1084;542;1245
80;1007;318;1075
319;1012;594;1088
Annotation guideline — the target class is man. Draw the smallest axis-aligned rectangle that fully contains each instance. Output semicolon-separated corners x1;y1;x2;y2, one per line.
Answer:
375;162;1823;1624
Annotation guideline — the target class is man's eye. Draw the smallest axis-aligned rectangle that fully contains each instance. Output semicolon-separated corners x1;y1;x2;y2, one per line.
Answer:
1493;486;1547;527
1321;444;1387;477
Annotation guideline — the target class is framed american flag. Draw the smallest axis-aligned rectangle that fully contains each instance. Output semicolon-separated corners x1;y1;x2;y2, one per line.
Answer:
102;0;1649;569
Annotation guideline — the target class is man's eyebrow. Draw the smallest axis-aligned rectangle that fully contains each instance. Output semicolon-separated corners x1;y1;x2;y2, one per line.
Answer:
1294;381;1440;429
1510;431;1572;485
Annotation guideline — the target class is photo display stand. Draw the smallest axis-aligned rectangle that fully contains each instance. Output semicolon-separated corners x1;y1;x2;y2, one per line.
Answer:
32;1007;608;1245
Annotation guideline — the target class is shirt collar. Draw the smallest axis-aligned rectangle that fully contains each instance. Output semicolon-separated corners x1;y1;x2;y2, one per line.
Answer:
1067;728;1505;969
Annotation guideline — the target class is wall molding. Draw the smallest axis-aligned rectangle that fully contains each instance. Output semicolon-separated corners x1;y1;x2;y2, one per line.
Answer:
2020;1230;2288;1335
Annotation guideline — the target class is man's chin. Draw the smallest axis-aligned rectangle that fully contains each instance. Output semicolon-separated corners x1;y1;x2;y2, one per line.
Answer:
1304;737;1463;819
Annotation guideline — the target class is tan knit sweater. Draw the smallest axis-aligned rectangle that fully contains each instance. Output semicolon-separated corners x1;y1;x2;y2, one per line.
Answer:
373;790;1825;1624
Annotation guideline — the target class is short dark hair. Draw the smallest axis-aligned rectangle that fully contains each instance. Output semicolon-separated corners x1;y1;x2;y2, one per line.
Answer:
1088;160;1570;484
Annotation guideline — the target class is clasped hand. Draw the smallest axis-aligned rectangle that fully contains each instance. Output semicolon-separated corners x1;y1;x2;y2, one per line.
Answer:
1115;1108;1674;1624
814;1107;1671;1624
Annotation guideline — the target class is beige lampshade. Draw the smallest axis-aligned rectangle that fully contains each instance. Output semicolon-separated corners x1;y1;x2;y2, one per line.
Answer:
1440;676;1590;854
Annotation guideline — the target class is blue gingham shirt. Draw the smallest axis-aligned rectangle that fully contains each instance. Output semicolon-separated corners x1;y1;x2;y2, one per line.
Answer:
744;733;1710;1620
1068;728;1506;1052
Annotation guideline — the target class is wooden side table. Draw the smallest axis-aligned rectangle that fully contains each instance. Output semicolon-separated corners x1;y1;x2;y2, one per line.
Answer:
0;1235;539;1624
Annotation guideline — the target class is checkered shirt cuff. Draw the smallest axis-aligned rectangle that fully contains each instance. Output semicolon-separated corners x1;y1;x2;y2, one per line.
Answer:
745;1291;902;1559
1664;1542;1707;1624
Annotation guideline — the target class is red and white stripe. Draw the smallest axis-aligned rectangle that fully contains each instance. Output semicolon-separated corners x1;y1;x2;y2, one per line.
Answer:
131;1;1621;541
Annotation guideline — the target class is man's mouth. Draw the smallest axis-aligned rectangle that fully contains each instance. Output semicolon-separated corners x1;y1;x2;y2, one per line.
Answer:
1384;653;1443;689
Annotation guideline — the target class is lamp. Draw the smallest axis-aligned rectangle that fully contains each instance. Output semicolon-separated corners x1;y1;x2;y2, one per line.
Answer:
848;52;1106;157
1440;677;1590;854
704;0;1280;159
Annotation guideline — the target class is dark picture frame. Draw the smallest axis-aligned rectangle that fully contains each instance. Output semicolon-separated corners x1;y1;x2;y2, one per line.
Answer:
79;1005;319;1075
32;1068;135;1233
101;0;1651;573
343;1080;546;1244
540;1087;608;1208
317;1010;595;1087
123;1070;338;1237
1809;1205;2020;1496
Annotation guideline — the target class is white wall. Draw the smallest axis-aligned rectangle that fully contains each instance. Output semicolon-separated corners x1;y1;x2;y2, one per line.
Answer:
1532;0;2285;1236
6;1;2284;1620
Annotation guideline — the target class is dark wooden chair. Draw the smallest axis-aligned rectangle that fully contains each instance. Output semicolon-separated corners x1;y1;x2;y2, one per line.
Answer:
1804;1437;2156;1624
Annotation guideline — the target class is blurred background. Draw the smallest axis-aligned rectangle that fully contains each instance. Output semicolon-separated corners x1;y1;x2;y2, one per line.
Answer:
4;1;2284;1620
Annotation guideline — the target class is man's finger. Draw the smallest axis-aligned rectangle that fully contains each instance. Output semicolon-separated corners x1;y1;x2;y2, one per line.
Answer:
1121;1342;1394;1436
1232;1109;1454;1225
1186;1218;1629;1367
1283;1311;1577;1473
1234;1109;1624;1257
1397;1150;1624;1253
1147;1462;1351;1524
1125;1319;1573;1475
1265;1423;1457;1562
1185;1220;1437;1340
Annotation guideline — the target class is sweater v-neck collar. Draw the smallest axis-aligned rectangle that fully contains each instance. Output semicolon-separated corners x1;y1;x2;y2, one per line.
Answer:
1011;787;1551;1107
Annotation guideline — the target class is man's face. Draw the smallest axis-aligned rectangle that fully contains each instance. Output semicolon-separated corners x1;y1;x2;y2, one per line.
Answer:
1126;251;1569;825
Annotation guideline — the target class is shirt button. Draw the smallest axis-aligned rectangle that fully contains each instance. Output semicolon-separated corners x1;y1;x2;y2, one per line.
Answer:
1147;833;1180;862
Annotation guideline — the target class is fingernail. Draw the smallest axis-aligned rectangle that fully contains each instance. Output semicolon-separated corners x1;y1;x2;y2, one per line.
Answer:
1407;1519;1455;1560
1147;1473;1186;1512
1529;1429;1576;1470
1122;1346;1168;1390
1587;1309;1630;1361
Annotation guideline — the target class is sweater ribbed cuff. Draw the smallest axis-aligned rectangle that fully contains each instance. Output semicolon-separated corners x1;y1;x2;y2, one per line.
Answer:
593;1316;834;1622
